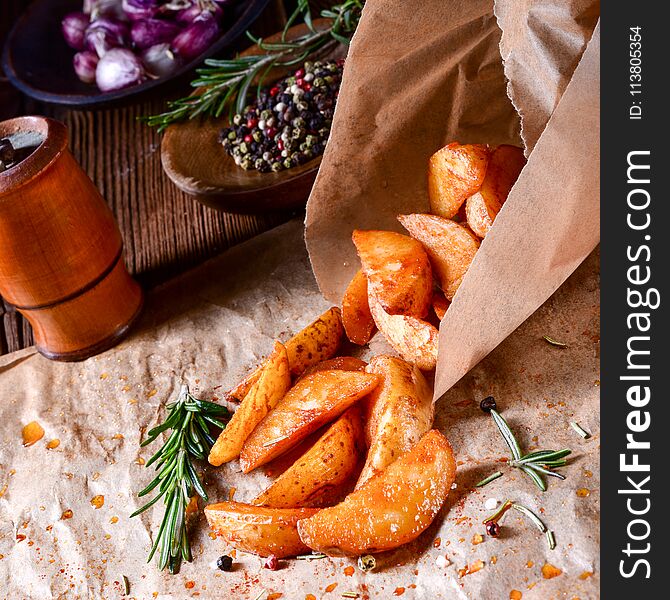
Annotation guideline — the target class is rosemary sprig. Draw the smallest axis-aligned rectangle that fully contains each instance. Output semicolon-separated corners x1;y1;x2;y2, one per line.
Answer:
144;0;363;131
131;384;230;574
489;409;571;491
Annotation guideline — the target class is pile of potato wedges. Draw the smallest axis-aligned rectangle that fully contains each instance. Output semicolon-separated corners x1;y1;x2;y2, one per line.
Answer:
205;306;455;557
343;142;526;370
204;141;525;560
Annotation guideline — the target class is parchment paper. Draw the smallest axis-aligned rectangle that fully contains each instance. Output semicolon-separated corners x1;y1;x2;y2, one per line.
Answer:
0;220;599;599
305;0;600;399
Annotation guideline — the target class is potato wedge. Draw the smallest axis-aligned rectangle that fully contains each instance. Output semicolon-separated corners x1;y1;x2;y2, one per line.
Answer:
432;292;450;321
465;191;500;239
357;356;434;488
480;144;526;206
352;230;432;318
209;341;291;466
301;356;368;379
284;307;344;377
342;269;375;345
204;502;319;558
428;142;490;218
240;370;380;473
398;213;480;300
369;297;438;370
225;365;262;403
253;405;365;508
297;429;456;556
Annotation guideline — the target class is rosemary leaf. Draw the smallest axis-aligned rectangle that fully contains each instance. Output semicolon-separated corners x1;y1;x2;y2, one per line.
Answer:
570;421;591;439
520;465;547;491
546;530;556;550
511;503;547;533
490;409;522;460
543;335;568;348
475;471;503;488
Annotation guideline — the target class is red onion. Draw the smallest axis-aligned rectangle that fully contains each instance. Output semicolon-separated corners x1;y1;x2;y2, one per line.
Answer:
131;19;182;50
96;47;146;91
85;0;125;20
176;1;222;25
141;43;181;78
171;13;220;61
62;12;90;51
85;17;129;57
122;0;159;21
73;51;99;83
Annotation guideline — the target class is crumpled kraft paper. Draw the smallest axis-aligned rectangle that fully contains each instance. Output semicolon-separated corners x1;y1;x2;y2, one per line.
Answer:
304;0;600;399
0;220;599;599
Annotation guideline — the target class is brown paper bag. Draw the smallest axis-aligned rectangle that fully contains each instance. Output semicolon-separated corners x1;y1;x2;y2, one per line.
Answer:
305;0;600;398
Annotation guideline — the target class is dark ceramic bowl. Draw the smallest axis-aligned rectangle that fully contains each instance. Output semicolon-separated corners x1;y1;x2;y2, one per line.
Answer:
1;0;271;107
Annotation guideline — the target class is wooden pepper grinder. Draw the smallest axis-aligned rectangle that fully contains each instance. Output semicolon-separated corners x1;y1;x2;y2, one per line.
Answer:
0;116;143;361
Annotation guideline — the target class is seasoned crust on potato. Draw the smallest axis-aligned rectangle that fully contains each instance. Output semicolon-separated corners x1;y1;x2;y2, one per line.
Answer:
428;142;490;218
398;213;480;301
204;502;319;558
296;430;456;556
342;269;376;345
352;230;432;318
253;405;365;508
240;370;380;473
357;355;434;488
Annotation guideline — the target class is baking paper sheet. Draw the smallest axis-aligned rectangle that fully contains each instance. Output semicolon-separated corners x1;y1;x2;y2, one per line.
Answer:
0;220;599;599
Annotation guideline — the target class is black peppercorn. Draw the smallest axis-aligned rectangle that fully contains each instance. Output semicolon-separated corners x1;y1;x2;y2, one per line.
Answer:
480;396;497;413
485;521;500;537
216;555;233;571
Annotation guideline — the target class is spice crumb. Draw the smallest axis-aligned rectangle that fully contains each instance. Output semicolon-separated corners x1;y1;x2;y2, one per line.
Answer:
433;537;441;548
579;571;593;580
185;581;195;589
393;588;405;596
510;590;522;600
541;563;563;579
458;560;485;578
325;583;338;592
344;566;354;576
472;534;484;545
61;509;73;520
576;488;591;498
90;495;104;509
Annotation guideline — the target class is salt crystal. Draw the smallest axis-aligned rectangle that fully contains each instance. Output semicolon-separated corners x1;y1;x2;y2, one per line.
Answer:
436;555;450;568
485;498;498;510
451;482;457;490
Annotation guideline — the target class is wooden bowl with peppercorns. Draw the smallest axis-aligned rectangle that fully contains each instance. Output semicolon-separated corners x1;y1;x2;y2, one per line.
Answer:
161;19;345;213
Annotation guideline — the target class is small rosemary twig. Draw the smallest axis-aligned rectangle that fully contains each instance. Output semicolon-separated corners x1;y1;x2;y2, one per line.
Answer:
143;0;363;131
483;500;556;550
131;384;230;574
489;409;571;491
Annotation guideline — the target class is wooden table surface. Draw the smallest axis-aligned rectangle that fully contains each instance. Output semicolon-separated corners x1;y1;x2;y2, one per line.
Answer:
0;0;306;356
